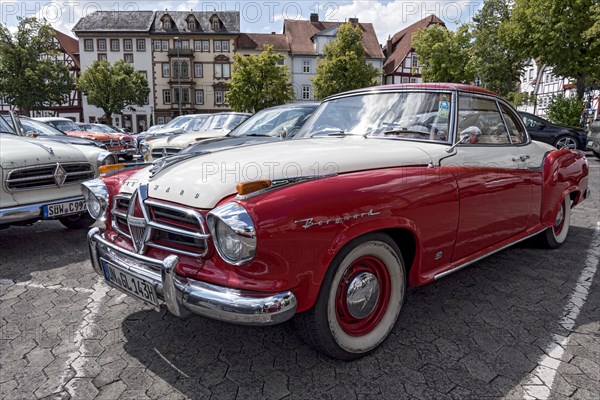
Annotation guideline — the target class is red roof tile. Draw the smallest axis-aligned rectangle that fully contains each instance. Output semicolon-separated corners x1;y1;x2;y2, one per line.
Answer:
236;33;289;52
383;15;445;75
53;29;80;68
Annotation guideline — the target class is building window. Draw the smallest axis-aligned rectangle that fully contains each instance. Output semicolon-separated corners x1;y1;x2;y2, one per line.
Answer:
222;40;229;52
301;85;311;100
163;90;171;104
188;21;196;30
124;53;133;63
528;69;533;81
154;40;161;51
174;88;189;104
194;63;203;78
97;39;106;51
302;60;311;73
402;77;409;83
164;19;171;30
211;19;220;30
123;39;132;51
182;40;189;49
276;58;284;66
84;39;94;51
157;117;165;124
194;40;202;51
214;40;221;52
214;63;230;79
110;39;120;51
173;61;189;78
195;90;204;105
213;40;228;52
136;39;145;51
139;71;147;80
202;40;210;52
97;53;107;61
162;40;169;51
215;90;224;104
162;63;170;78
410;77;417;83
412;55;418;68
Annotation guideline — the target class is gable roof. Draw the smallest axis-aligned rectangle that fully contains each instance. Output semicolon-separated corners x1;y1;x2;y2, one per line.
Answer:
283;19;384;59
383;15;445;75
72;11;156;32
150;11;240;34
53;29;80;68
236;33;289;52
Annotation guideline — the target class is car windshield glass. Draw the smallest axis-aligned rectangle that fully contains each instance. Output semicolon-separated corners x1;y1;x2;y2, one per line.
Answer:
164;116;192;129
187;116;210;131
295;92;452;143
228;107;316;137
96;124;119;133
23;119;66;136
0;115;15;134
207;114;248;130
50;120;80;132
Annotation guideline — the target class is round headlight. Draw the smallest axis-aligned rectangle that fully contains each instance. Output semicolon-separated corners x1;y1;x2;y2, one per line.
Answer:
208;203;256;265
119;137;126;145
141;142;150;156
97;151;114;167
216;219;243;260
81;179;109;220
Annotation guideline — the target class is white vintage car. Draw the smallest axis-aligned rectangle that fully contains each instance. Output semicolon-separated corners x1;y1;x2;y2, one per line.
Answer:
0;115;113;230
143;112;250;161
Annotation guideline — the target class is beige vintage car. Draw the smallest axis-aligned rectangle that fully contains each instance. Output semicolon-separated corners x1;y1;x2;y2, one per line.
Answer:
0;115;112;230
143;112;250;161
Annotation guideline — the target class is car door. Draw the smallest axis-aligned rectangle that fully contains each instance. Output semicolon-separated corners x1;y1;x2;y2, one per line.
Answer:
442;94;532;262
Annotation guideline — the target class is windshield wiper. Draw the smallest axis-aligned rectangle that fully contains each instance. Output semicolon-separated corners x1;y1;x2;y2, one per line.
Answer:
309;129;350;138
244;133;272;137
378;129;430;137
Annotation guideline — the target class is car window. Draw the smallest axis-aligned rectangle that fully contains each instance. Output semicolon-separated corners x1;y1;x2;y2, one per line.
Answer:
188;116;209;131
49;120;79;132
229;107;315;137
22;119;66;136
458;95;510;145
164;116;192;129
500;105;527;144
0;115;14;134
521;115;539;128
207;114;248;131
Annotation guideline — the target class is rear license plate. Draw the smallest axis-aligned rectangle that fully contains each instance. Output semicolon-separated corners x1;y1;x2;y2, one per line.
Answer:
100;259;158;307
43;200;86;218
588;140;593;147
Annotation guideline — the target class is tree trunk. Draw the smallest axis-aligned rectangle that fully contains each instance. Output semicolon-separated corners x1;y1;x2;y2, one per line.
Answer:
532;63;546;115
575;73;585;100
104;111;112;124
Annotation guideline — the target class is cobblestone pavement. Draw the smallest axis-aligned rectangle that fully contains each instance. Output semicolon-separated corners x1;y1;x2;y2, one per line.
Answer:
1;156;599;400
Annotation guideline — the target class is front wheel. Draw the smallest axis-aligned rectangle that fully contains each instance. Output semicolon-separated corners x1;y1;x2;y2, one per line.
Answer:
295;233;406;360
554;136;579;150
58;213;95;230
538;198;571;248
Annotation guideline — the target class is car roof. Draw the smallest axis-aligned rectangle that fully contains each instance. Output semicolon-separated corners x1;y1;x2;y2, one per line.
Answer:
327;83;498;100
33;117;75;122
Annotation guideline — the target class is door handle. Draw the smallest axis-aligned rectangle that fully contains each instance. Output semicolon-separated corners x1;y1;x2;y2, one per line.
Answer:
520;155;530;162
512;157;520;162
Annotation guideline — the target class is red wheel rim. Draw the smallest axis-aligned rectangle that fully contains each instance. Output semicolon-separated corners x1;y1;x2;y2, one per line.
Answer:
335;255;391;336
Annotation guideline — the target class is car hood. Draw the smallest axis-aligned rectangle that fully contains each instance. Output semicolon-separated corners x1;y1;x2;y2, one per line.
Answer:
182;136;279;154
121;136;440;209
0;134;87;168
161;130;230;147
37;136;100;147
66;130;110;140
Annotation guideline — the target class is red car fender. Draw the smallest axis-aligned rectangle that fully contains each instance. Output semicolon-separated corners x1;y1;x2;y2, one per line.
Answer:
540;149;588;227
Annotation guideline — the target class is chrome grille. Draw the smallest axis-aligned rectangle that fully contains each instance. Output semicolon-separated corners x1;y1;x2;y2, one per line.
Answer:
111;195;209;257
101;139;119;147
5;163;95;191
151;147;180;159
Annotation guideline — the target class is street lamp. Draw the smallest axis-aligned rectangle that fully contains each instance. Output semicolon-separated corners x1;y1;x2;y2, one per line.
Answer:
174;36;182;116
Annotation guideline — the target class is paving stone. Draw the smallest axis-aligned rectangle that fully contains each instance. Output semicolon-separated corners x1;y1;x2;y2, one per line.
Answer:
65;377;99;400
119;367;154;390
95;381;127;400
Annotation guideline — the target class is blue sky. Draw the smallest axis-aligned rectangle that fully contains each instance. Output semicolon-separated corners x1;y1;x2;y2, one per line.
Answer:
1;0;484;43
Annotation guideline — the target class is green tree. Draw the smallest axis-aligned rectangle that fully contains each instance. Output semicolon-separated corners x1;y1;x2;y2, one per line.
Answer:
226;46;294;113
508;0;600;99
412;24;474;83
546;94;584;127
78;60;149;122
313;23;380;99
469;0;527;96
0;17;74;115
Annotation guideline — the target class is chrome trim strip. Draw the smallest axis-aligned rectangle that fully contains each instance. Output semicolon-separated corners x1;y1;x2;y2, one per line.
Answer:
146;241;207;258
147;221;210;239
0;196;85;225
88;230;297;325
434;230;544;280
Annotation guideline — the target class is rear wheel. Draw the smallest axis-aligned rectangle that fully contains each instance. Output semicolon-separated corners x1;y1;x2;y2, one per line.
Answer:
295;233;406;360
538;198;571;248
58;213;95;230
554;136;578;150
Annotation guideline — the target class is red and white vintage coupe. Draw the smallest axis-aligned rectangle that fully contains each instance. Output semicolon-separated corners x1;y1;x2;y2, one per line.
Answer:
83;84;589;360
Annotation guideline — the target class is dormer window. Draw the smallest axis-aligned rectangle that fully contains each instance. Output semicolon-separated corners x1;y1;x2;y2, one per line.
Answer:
210;15;221;31
162;15;173;30
164;20;171;29
188;21;195;30
186;15;198;31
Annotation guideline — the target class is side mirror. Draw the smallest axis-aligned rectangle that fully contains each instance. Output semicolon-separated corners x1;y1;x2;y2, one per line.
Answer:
25;131;38;138
446;126;481;153
538;123;546;130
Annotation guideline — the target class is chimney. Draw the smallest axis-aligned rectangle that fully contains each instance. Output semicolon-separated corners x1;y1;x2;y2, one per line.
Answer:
386;35;392;54
271;32;276;34
310;13;319;23
349;17;359;24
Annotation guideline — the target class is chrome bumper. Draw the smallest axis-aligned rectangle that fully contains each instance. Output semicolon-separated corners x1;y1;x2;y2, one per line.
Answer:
0;196;85;225
87;227;297;325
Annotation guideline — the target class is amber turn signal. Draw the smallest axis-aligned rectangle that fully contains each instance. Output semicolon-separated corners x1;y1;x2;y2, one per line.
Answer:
236;180;271;196
99;163;125;175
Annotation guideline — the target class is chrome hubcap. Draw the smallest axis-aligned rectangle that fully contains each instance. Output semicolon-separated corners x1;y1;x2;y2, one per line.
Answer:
346;272;380;319
554;204;564;227
556;137;577;149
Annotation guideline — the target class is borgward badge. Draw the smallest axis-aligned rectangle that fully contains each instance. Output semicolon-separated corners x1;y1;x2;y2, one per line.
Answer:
53;163;67;187
127;184;150;254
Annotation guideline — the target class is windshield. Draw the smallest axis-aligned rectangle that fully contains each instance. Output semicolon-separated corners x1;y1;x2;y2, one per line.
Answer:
295;92;452;143
22;118;66;136
186;115;210;132
48;119;80;132
206;114;248;131
164;116;192;129
0;115;15;134
82;124;118;133
228;107;316;137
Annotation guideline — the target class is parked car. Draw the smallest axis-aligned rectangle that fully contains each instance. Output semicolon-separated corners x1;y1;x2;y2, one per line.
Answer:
82;83;589;360
144;112;250;161
135;116;202;152
34;117;135;159
519;112;588;150
0;115;113;230
180;103;319;157
76;123;138;160
587;117;600;159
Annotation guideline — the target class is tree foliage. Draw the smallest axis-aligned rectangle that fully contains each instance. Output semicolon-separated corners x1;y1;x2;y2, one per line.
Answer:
546;94;584;127
313;23;380;99
226;46;294;113
0;17;74;114
507;0;600;99
412;24;474;84
469;0;527;96
78;60;149;121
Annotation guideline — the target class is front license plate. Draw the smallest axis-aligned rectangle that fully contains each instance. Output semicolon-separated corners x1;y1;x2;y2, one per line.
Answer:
43;200;86;218
588;140;593;147
101;259;159;307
